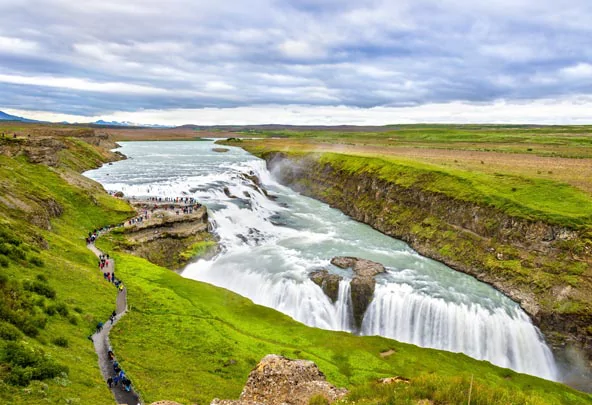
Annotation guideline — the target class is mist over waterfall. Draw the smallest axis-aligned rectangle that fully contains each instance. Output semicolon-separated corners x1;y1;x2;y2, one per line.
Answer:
84;140;557;381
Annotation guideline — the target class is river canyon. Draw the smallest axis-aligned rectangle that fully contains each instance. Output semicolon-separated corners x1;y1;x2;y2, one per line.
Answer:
85;140;558;381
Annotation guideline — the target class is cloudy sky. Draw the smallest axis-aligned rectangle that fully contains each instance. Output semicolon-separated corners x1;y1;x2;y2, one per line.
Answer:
2;0;592;125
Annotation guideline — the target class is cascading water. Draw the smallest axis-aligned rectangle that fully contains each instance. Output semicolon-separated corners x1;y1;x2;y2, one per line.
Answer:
85;140;557;381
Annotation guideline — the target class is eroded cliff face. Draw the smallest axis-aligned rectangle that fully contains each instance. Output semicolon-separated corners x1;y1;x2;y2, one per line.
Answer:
262;152;592;379
111;203;213;270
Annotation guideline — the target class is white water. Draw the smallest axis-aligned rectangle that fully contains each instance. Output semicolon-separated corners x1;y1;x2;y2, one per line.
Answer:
85;140;557;380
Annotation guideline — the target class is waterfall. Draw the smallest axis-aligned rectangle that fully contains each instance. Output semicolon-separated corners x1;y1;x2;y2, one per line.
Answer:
336;280;354;331
361;283;557;380
84;140;558;381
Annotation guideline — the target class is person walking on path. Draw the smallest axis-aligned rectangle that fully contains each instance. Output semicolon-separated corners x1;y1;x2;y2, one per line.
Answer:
87;237;139;404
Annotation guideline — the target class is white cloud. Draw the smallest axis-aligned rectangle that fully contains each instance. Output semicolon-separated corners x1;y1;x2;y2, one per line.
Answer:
0;36;39;54
1;0;592;117
205;81;235;91
278;40;326;60
7;97;592;126
479;43;544;63
0;73;172;95
560;63;592;78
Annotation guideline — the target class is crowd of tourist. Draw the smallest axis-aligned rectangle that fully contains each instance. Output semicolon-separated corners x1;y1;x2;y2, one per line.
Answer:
86;230;133;397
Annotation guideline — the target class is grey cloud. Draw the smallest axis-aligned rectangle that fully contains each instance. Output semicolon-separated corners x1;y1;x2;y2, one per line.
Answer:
0;0;591;116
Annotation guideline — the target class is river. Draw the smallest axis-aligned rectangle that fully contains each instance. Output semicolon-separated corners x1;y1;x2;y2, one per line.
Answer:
84;140;557;380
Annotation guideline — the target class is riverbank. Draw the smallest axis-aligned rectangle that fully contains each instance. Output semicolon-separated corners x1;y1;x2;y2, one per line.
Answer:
0;128;135;403
222;139;592;388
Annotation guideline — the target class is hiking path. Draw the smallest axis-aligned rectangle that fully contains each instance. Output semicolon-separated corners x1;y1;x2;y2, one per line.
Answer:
88;242;141;405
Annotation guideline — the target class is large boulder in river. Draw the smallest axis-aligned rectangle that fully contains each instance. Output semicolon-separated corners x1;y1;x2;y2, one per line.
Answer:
330;257;385;278
211;354;347;405
331;257;386;329
309;270;342;303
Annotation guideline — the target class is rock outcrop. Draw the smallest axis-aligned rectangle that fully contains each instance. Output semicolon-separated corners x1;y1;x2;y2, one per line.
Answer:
211;355;347;405
113;201;213;269
240;172;276;200
0;130;122;168
310;257;386;329
333;257;385;329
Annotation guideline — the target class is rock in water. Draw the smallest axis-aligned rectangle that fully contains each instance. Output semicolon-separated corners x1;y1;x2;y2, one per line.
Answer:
223;187;238;198
309;270;343;303
331;257;386;329
211;354;347;405
330;256;385;278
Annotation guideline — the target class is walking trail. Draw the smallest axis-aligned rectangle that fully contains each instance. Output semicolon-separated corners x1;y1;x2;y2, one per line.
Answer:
88;242;141;405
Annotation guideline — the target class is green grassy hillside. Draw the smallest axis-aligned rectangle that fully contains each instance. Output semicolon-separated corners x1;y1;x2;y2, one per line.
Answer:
0;131;590;404
0;135;133;403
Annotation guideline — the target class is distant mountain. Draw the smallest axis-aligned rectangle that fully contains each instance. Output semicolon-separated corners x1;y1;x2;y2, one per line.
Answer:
92;119;171;128
93;119;136;127
0;110;40;123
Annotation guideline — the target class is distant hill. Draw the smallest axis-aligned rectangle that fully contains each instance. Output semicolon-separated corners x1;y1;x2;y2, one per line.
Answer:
0;110;40;123
175;124;394;132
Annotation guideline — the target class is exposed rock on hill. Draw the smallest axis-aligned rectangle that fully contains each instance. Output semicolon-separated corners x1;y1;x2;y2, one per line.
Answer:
211;354;347;405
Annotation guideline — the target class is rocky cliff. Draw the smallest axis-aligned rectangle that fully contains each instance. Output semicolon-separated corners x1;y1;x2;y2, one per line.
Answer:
108;200;213;270
261;151;592;380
